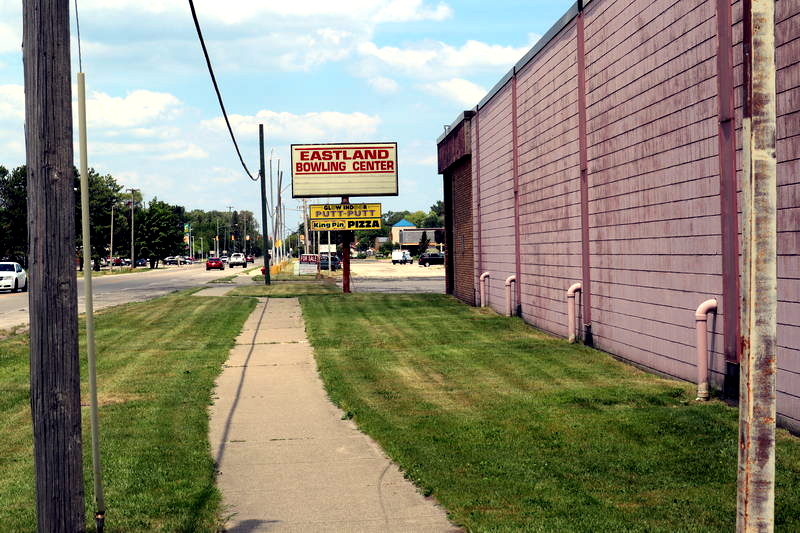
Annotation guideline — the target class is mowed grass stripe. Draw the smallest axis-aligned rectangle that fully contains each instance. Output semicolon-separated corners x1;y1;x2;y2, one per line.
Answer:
0;291;256;532
301;293;800;532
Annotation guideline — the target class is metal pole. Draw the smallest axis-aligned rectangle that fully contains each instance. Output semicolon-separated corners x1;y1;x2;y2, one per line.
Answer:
737;0;777;530
341;197;351;293
327;230;332;272
109;204;114;270
78;68;106;532
128;188;138;269
302;200;309;254
259;125;271;285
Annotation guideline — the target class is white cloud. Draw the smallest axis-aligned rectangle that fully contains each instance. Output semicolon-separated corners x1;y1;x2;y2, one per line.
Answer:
368;76;399;93
76;0;452;24
157;144;208;160
85;90;182;129
373;0;452;22
201;110;381;143
423;78;486;107
0;85;25;122
0;22;21;54
358;37;538;79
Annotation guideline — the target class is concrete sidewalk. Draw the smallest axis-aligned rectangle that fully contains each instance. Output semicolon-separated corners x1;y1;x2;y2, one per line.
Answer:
209;298;459;533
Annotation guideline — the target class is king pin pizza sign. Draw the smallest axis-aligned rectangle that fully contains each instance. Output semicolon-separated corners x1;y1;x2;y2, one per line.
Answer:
291;142;398;198
309;203;382;231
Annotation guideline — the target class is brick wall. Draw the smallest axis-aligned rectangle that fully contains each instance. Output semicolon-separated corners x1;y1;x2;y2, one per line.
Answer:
449;158;475;305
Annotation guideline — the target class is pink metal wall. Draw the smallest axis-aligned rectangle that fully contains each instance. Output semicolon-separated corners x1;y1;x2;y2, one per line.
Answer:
773;0;800;425
474;84;516;312
466;0;800;429
516;21;583;336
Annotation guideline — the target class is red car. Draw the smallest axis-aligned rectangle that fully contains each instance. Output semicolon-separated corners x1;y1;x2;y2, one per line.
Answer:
246;255;255;263
206;257;224;271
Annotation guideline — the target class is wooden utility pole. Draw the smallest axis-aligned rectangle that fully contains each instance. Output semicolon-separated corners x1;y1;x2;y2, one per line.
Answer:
259;125;271;285
23;1;87;530
737;0;778;530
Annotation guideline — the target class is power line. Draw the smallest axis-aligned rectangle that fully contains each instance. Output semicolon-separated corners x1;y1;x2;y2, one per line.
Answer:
187;0;258;182
74;0;83;72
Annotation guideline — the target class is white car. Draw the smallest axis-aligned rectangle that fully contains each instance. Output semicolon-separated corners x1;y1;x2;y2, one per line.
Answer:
0;262;28;292
229;253;247;267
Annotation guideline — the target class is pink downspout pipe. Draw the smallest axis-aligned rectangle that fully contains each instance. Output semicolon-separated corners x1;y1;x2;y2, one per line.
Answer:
479;272;490;307
566;283;582;343
504;275;516;316
695;298;718;401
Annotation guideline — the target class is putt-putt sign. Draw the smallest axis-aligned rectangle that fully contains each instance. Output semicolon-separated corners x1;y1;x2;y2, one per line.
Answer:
291;143;398;198
309;203;382;231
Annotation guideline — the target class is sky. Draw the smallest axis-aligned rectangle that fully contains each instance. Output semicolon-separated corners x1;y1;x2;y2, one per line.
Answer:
0;0;574;236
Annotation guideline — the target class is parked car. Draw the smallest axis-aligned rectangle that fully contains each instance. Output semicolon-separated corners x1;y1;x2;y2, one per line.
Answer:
0;262;27;292
246;255;255;263
229;253;247;267
419;252;445;267
320;254;341;271
391;250;413;265
165;256;179;265
206;257;224;271
135;258;148;267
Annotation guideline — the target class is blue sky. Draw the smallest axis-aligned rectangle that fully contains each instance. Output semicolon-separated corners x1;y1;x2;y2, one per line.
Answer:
0;1;574;234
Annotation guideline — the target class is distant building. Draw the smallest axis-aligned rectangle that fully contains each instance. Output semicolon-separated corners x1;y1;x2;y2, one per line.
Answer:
398;228;445;254
390;219;416;244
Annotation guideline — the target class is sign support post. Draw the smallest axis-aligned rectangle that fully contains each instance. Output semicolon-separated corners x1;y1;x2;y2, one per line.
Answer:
342;197;351;293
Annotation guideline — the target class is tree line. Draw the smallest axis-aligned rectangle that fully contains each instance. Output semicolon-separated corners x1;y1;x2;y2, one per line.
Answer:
0;164;263;269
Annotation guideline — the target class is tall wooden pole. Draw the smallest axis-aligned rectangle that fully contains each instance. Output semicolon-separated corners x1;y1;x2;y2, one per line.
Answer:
23;1;87;530
259;125;271;285
737;0;778;530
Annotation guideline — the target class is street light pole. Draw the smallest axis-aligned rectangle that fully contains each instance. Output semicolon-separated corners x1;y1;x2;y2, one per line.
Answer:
109;203;114;269
127;188;139;268
259;125;271;285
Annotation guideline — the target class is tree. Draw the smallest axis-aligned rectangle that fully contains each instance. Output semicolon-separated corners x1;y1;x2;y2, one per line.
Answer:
0;165;28;265
379;240;394;255
418;231;431;254
74;168;123;270
137;199;184;268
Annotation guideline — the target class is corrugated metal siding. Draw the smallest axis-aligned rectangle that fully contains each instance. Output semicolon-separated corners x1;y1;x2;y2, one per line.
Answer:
446;0;800;430
475;84;516;313
775;0;800;426
584;0;725;383
516;20;582;337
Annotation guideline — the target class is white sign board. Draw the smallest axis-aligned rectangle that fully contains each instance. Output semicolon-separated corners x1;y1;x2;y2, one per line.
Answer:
291;143;398;198
298;254;319;275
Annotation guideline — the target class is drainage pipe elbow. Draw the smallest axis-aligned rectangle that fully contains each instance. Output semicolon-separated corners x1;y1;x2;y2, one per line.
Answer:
504;275;516;316
479;272;490;308
566;283;582;343
695;298;717;401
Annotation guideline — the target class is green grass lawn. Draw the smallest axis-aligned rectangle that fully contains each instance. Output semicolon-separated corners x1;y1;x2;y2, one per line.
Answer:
230;281;340;297
301;293;800;532
0;291;256;532
76;267;150;278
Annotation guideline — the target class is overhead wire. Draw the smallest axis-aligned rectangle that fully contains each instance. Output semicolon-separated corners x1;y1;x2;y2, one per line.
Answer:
187;0;259;181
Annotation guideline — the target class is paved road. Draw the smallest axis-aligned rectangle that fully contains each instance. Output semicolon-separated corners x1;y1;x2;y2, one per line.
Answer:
344;259;446;294
0;264;241;330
